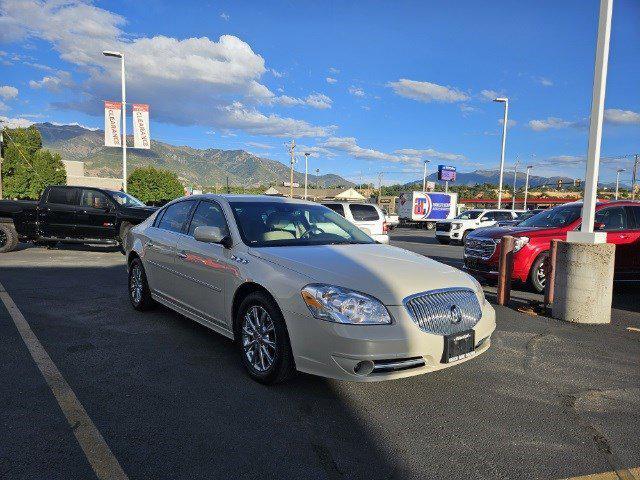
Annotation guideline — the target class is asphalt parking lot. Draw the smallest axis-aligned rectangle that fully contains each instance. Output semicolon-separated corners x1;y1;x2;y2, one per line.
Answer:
1;228;639;480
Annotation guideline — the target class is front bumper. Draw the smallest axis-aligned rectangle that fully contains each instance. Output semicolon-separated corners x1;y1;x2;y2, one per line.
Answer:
372;234;390;244
283;301;496;382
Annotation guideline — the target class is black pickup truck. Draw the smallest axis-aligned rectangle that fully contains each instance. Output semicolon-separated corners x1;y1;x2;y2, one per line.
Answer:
0;185;157;253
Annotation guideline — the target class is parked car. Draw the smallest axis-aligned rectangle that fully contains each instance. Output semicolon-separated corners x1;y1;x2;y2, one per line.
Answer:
435;209;519;245
322;201;390;244
126;195;495;384
382;208;400;230
464;201;640;293
0;185;156;253
495;208;546;227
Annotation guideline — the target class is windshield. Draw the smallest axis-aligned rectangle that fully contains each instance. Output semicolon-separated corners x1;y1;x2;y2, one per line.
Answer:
229;201;375;247
455;210;482;220
109;191;146;207
518;205;582;228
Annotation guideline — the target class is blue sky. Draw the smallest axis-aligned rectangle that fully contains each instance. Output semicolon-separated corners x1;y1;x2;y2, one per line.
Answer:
1;0;639;185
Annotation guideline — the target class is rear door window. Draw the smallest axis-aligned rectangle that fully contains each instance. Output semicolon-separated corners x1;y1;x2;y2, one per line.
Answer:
323;204;345;217
187;201;229;236
47;187;79;205
157;201;195;233
79;189;112;210
349;204;379;221
595;206;628;231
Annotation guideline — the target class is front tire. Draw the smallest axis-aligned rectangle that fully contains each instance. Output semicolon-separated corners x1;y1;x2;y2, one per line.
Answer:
0;223;19;253
128;257;156;311
237;291;296;384
529;253;548;294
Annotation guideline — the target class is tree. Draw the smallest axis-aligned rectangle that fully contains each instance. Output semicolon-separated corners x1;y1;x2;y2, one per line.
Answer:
1;125;66;199
128;166;184;204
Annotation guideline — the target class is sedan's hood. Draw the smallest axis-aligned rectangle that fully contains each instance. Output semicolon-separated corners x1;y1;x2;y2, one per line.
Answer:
120;205;158;218
250;243;477;305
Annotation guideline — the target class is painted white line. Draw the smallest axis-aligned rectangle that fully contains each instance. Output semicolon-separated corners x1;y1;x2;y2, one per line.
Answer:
0;281;128;480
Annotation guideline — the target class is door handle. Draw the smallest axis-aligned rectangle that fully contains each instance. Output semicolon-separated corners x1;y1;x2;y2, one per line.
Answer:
177;251;188;259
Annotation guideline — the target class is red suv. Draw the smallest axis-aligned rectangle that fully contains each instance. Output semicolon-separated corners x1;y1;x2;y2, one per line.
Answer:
463;201;640;292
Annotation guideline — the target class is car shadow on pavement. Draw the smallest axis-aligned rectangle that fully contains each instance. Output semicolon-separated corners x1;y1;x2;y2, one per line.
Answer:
2;257;639;479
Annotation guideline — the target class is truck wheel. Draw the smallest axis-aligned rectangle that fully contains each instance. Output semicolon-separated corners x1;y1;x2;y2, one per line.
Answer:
119;222;133;254
529;253;548;294
0;223;19;253
426;222;435;230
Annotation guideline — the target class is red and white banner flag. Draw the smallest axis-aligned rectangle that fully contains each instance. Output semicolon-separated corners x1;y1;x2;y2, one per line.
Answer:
132;104;151;149
104;101;122;147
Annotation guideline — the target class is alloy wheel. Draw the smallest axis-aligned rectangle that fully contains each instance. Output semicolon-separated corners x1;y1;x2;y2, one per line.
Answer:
242;305;277;373
130;264;143;305
536;260;546;288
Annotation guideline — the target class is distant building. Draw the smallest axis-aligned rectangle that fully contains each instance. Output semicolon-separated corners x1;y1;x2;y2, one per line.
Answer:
63;160;122;190
264;186;366;202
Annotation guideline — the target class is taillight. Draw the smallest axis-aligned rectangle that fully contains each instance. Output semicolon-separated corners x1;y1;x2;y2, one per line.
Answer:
383;221;388;233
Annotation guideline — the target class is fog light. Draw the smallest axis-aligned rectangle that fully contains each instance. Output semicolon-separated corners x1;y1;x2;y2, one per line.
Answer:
354;360;374;375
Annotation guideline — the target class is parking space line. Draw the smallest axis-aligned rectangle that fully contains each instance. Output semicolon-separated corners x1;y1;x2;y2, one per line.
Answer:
0;281;128;480
564;466;640;480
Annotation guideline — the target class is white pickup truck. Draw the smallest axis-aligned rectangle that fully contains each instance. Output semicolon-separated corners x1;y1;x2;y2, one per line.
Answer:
435;209;519;244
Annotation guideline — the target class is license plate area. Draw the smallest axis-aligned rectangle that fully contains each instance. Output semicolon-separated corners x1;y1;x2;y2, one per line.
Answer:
442;329;475;363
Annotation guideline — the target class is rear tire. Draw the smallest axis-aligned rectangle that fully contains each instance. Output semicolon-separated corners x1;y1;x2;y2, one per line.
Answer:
128;257;156;311
0;223;19;253
529;253;548;294
237;291;296;384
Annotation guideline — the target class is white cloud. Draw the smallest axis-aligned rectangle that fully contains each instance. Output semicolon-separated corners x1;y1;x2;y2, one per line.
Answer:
295;144;337;158
394;148;466;162
326;77;337;84
528;117;578;131
28;70;73;92
246;141;273;149
498;118;517;128
328;67;340;74
388;78;468;103
0;115;34;128
480;89;500;101
271;93;332;110
0;0;331;138
537;77;553;87
220;12;230;21
0;85;18;99
349;86;365;97
270;68;285;78
460;104;478;115
322;136;406;162
604;109;640;125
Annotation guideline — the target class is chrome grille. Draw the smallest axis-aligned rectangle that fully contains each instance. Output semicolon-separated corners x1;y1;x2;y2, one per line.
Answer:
464;238;497;259
404;288;482;335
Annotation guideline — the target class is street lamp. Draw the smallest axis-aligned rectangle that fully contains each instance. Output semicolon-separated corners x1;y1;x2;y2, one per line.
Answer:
615;168;626;199
511;156;520;211
422;159;430;192
494;97;509;209
102;50;127;192
524;165;533;210
304;152;310;200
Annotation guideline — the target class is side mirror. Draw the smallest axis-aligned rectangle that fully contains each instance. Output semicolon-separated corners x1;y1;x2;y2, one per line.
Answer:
194;226;232;248
594;221;606;231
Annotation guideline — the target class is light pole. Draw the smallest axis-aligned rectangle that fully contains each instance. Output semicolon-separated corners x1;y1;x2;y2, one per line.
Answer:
615;168;625;199
422;160;430;191
103;50;127;192
524;165;533;210
315;168;321;188
494;97;509;209
288;139;295;198
304;152;310;200
511;156;520;210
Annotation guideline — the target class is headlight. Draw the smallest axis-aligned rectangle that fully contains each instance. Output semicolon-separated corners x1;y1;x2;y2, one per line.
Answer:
513;236;529;252
301;284;392;325
467;274;487;306
452;222;463;229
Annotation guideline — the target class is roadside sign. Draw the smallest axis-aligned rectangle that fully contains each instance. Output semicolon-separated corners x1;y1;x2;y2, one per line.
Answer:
104;101;122;147
438;165;457;182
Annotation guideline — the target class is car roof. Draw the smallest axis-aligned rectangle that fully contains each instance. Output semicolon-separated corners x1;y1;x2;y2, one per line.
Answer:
179;193;319;206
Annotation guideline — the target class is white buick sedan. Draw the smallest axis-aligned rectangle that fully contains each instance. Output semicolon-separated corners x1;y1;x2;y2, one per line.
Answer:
126;195;495;384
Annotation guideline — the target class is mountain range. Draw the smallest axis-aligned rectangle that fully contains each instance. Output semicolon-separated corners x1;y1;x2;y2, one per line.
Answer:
36;123;353;188
405;169;578;189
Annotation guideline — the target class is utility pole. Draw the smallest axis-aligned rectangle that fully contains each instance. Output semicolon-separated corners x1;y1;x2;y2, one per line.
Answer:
524;165;532;210
422;160;430;191
494;97;509;209
632;154;639;200
377;172;384;200
615;168;625;200
315;168;320;188
289;139;295;198
511;156;520;210
304;152;310;200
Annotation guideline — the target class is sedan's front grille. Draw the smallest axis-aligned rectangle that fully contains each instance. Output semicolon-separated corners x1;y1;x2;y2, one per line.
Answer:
436;222;451;232
404;288;482;336
464;238;497;259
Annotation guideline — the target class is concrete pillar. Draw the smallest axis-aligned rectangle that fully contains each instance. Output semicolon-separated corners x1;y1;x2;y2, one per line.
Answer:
552;241;615;324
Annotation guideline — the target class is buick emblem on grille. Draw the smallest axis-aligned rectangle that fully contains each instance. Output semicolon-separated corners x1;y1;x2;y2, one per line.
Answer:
449;304;463;324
